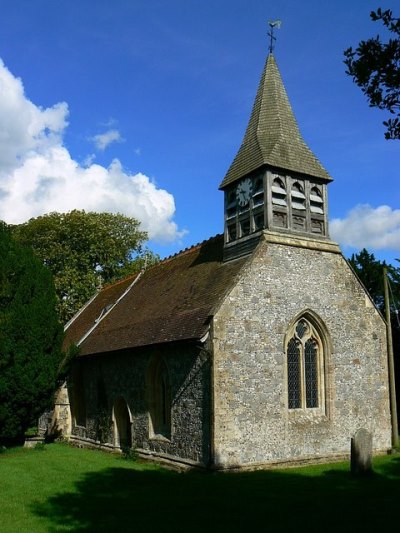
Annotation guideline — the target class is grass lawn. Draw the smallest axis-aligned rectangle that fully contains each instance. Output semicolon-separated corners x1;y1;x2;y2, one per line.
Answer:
1;443;400;532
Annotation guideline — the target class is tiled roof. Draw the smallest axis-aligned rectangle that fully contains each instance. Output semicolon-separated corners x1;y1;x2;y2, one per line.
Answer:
64;235;248;356
219;54;332;189
63;274;139;350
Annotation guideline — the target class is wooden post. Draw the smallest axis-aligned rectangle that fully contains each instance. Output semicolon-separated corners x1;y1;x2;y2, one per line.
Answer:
383;266;399;448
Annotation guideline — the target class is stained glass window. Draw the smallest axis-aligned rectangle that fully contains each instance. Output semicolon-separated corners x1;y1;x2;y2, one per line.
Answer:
287;338;301;409
287;318;323;410
296;319;308;339
305;339;318;408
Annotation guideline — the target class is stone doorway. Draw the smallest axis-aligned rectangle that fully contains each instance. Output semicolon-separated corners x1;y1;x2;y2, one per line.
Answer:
113;397;132;449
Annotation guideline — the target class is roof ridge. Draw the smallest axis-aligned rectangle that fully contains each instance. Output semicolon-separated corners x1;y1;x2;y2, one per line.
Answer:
158;234;223;265
261;55;282;159
99;234;223;292
68;231;245;354
76;269;145;347
102;271;140;291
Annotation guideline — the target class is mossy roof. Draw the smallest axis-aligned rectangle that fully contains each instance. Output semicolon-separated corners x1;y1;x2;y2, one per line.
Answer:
64;235;248;356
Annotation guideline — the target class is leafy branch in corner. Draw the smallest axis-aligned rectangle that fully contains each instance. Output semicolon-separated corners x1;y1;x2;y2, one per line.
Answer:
344;8;400;139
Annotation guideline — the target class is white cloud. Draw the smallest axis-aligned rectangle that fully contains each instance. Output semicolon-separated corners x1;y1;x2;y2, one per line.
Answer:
0;59;68;173
330;204;400;251
0;58;183;242
91;129;124;151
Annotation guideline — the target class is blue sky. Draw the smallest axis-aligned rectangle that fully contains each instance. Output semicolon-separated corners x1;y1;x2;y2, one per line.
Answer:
0;0;399;263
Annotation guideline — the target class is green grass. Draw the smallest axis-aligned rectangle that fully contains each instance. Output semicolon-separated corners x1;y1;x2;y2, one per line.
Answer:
1;443;400;532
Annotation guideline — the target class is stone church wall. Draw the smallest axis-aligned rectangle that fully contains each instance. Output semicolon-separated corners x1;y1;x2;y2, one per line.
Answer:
68;342;211;467
212;237;392;468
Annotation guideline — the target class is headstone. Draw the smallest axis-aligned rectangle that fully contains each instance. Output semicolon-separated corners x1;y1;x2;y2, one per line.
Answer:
351;428;373;476
38;409;54;437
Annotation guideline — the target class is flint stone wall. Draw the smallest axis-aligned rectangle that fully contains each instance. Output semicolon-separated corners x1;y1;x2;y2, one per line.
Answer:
69;343;211;466
212;238;392;468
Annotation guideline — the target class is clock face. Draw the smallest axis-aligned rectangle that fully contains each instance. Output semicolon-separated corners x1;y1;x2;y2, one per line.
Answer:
236;178;252;207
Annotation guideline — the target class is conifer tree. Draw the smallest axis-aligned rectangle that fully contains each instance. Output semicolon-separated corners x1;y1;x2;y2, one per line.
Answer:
0;223;63;443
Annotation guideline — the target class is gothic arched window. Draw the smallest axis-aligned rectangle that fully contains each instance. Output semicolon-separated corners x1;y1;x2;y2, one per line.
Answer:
287;317;324;410
291;182;306;210
72;363;86;427
147;358;171;439
310;186;324;214
271;177;287;207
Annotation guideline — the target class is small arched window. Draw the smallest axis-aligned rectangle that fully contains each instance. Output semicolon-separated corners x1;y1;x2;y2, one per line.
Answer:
291;182;306;210
310;186;324;214
271;177;287;207
113;397;132;449
72;363;86;427
287;317;325;410
147;358;171;439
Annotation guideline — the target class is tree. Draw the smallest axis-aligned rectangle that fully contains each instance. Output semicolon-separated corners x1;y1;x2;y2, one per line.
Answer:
0;223;64;443
12;210;158;323
348;248;386;308
348;248;400;310
344;8;400;139
349;249;400;423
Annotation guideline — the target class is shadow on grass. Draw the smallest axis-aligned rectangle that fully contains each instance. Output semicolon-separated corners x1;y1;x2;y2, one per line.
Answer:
33;457;400;532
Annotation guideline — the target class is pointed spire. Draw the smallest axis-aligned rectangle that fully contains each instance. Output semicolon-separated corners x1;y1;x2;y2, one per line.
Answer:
219;54;331;189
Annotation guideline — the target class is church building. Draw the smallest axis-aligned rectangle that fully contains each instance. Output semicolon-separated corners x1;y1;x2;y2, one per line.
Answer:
56;48;392;469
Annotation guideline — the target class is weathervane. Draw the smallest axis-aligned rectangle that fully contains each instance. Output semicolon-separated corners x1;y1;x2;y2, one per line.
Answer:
268;20;282;54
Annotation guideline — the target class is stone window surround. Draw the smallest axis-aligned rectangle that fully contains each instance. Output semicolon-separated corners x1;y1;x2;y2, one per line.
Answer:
112;396;133;449
71;363;87;429
146;356;172;441
284;310;331;419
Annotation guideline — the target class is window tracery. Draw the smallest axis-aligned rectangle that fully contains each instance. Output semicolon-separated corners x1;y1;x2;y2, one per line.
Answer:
287;317;324;410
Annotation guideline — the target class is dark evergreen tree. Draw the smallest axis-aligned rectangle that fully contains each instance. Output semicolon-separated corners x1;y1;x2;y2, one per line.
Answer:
348;248;400;310
0;223;64;443
349;248;400;422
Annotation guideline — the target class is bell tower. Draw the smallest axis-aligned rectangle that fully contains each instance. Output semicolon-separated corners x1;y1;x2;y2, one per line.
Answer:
220;52;332;261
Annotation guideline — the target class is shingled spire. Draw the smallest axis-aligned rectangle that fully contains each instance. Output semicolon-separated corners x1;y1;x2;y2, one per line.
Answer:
219;54;331;189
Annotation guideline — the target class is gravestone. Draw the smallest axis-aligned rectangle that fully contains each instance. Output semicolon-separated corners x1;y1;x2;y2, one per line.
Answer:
38;409;54;437
351;428;372;476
